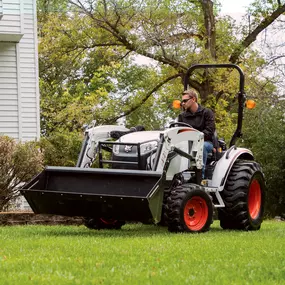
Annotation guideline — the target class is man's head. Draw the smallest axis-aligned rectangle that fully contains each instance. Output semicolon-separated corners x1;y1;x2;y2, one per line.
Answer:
181;89;198;112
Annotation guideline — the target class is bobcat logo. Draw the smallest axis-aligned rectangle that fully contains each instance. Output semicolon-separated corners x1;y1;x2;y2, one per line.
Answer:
124;145;133;153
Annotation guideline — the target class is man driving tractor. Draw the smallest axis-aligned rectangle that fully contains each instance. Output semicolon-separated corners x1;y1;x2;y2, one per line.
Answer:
178;89;215;178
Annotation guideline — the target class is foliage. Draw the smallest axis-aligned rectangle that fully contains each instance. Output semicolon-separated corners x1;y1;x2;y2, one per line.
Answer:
37;0;284;136
242;99;285;216
37;0;68;15
0;221;284;284
0;136;44;211
39;131;83;167
246;0;285;26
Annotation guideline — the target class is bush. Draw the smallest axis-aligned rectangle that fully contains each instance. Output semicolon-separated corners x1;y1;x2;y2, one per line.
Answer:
39;131;83;167
242;101;285;217
0;136;44;211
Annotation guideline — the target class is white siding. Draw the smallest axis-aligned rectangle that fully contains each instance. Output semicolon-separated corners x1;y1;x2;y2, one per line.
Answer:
19;0;39;141
0;42;19;139
0;0;21;35
0;0;39;141
0;1;3;20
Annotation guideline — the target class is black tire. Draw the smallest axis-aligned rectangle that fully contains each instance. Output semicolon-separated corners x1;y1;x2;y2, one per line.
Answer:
159;175;185;226
84;218;125;230
158;188;171;226
166;184;213;233
218;160;265;231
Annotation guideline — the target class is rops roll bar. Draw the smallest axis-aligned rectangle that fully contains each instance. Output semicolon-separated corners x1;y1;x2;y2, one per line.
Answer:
183;64;246;147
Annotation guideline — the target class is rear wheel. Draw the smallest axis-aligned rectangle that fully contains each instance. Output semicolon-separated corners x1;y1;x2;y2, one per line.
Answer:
218;160;265;230
84;218;125;230
166;184;213;233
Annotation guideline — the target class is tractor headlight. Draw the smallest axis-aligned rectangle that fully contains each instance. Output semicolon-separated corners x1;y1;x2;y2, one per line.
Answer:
140;141;158;154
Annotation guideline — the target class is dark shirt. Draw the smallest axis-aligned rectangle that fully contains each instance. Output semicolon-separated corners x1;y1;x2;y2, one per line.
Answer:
178;104;215;143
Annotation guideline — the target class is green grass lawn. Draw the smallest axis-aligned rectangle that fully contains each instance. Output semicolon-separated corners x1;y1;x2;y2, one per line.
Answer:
0;220;284;285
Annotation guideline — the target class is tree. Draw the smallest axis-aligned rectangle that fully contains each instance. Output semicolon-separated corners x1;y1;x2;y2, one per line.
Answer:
242;99;285;216
67;0;285;98
38;0;285;139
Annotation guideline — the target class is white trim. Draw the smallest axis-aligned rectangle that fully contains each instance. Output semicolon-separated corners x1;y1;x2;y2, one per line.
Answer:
16;43;22;140
20;0;25;35
0;33;24;42
33;0;40;139
0;0;3;20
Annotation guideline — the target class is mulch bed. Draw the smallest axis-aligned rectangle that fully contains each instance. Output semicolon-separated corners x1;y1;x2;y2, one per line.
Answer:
0;212;84;226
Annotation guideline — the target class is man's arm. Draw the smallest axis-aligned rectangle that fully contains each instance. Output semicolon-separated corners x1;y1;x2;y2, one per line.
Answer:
203;109;215;142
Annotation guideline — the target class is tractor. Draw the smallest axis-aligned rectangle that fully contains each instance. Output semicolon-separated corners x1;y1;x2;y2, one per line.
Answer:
21;64;266;233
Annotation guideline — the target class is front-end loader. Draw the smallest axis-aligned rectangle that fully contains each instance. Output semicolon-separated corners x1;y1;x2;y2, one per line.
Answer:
21;64;266;233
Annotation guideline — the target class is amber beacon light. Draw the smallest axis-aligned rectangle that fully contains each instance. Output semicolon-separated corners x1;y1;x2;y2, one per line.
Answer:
172;99;181;109
246;99;256;109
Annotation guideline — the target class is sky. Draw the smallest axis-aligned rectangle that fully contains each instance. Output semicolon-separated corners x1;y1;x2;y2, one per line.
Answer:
219;0;250;14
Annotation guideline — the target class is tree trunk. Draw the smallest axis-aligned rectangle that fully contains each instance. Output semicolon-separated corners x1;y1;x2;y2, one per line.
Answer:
200;0;216;60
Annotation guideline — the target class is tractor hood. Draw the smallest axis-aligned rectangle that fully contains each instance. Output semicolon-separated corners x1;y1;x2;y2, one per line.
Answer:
112;130;161;163
118;130;161;143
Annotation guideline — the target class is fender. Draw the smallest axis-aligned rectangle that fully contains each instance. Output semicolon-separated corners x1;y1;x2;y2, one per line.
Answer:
209;146;254;190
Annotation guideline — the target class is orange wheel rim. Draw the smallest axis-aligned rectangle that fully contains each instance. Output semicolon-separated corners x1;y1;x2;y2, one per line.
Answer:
100;218;117;225
248;179;262;219
184;196;208;231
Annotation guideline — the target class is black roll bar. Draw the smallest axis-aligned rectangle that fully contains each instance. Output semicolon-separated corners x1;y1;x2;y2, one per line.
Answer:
183;64;246;147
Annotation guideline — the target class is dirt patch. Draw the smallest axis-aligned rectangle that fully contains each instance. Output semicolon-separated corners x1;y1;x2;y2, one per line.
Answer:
0;212;84;226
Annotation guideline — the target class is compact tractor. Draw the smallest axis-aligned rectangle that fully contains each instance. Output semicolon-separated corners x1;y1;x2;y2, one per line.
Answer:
21;64;266;233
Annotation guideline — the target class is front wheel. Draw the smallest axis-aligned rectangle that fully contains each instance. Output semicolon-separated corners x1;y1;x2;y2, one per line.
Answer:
218;160;265;231
84;218;125;230
166;184;213;233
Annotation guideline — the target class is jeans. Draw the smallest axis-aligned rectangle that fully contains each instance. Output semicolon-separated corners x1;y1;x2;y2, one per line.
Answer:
202;141;214;179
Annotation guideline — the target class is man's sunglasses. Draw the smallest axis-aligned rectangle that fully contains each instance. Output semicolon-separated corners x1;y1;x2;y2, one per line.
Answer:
181;97;193;104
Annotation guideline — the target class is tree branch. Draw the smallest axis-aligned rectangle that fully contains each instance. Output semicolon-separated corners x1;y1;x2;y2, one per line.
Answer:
230;4;285;63
152;32;203;45
69;1;188;72
106;73;182;123
267;54;285;65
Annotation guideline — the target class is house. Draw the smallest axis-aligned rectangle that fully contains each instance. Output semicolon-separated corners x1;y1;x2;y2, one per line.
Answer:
0;0;40;211
0;0;40;142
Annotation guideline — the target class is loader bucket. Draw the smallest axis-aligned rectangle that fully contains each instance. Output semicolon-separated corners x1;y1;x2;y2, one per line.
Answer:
20;166;164;223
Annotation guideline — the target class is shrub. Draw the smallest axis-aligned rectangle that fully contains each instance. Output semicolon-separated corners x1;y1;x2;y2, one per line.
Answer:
242;101;285;217
0;136;44;211
39;131;83;167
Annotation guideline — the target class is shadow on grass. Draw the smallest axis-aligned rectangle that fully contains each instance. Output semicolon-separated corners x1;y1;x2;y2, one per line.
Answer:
1;220;276;241
14;221;225;239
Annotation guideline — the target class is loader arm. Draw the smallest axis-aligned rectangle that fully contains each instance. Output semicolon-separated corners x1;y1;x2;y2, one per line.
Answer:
155;127;204;178
76;125;129;168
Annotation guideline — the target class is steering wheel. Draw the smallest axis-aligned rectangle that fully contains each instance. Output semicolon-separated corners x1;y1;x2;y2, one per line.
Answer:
169;122;193;128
